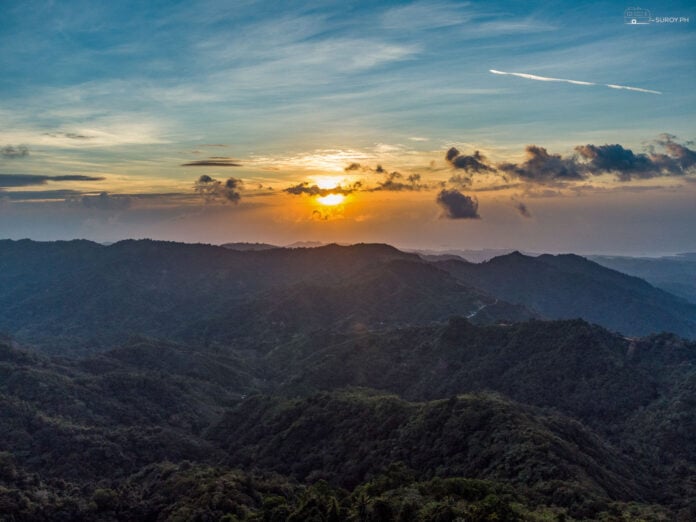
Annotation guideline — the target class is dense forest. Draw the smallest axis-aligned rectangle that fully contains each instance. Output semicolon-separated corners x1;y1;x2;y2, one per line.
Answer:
1;240;695;520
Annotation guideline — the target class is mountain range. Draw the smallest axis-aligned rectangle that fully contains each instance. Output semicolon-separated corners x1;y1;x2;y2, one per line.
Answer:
1;239;695;520
1;239;695;357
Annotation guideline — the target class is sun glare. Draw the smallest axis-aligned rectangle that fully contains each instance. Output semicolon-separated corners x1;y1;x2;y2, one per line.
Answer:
311;176;344;189
316;194;345;206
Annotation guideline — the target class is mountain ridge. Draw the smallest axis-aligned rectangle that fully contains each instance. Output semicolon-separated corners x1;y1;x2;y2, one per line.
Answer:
1;239;694;358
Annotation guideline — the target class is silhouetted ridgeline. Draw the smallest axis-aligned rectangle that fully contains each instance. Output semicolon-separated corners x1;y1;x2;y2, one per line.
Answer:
435;251;696;338
0;239;695;357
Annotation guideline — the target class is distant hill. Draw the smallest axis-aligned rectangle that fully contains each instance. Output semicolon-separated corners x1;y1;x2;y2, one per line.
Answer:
591;253;696;304
435;251;696;339
221;242;279;251
285;240;327;248
409;248;540;263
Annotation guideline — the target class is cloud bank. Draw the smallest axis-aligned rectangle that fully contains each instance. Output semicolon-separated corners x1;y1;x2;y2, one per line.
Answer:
449;136;696;184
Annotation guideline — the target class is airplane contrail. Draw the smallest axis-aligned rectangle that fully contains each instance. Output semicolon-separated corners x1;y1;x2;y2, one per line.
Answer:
489;69;662;95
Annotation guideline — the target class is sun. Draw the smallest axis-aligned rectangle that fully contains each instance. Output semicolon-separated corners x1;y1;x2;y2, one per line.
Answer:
316;193;345;206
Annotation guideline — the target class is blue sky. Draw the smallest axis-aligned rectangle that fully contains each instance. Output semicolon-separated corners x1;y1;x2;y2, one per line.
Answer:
0;0;694;253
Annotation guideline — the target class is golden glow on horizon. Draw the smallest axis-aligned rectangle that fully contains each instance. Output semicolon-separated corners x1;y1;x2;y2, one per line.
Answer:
316;194;345;206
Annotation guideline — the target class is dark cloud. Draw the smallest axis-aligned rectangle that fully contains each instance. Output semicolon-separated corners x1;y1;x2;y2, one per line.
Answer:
498;145;585;182
575;138;696;181
448;173;472;188
79;192;132;211
181;158;242;167
284;182;356;197
515;202;532;218
1;145;29;159
445;147;459;162
574;144;655;181
498;137;696;184
53;175;105;182
446;148;495;173
43;132;92;140
650;134;696;174
222;177;243;203
370;171;427;191
344;163;387;173
194;175;243;203
0;174;104;188
436;189;480;219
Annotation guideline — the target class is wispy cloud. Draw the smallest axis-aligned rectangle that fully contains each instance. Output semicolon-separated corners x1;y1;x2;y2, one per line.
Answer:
489;69;662;95
1;145;30;158
0;117;170;148
0;174;104;188
181;158;242;167
382;1;469;31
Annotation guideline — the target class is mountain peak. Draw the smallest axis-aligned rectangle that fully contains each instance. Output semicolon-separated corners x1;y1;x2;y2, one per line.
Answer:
486;250;535;265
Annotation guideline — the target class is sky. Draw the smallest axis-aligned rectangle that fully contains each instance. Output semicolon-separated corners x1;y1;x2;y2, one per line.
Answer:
0;0;694;255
